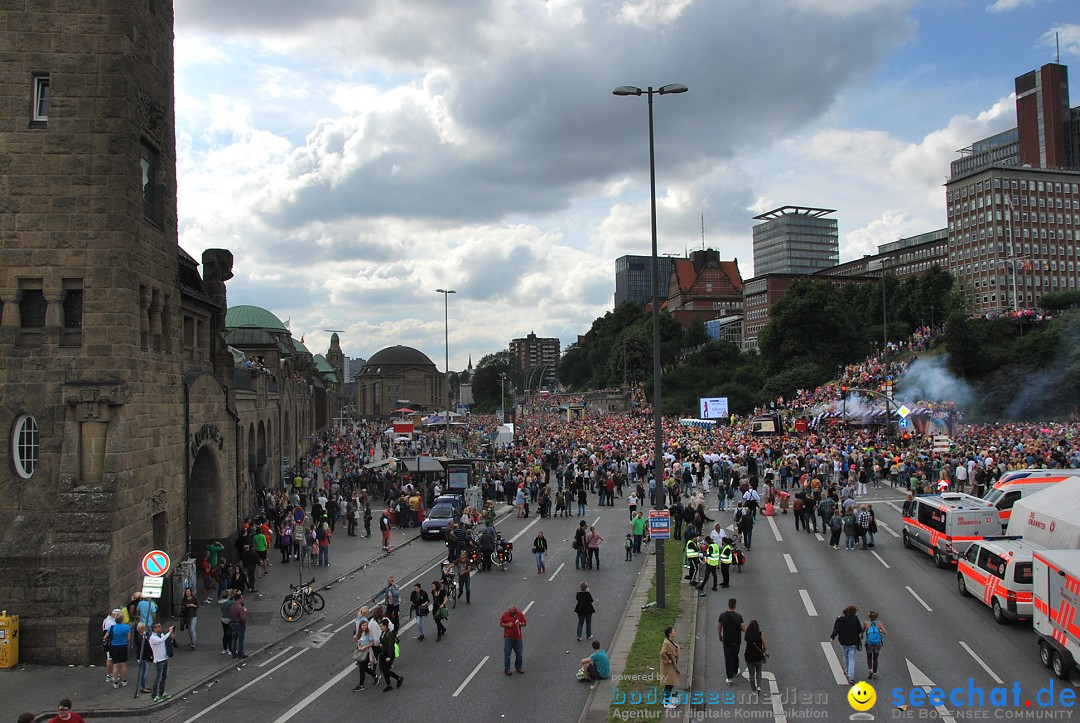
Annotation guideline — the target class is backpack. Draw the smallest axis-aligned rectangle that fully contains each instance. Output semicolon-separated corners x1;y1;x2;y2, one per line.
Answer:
866;621;883;646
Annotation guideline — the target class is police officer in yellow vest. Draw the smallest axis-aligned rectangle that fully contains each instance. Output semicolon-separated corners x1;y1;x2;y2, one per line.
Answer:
684;534;700;584
718;537;734;589
698;539;721;596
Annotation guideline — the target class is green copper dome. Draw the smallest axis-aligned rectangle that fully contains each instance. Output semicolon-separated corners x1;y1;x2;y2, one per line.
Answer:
225;305;289;331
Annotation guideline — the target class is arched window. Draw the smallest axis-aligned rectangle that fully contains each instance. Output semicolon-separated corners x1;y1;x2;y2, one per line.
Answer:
12;415;39;479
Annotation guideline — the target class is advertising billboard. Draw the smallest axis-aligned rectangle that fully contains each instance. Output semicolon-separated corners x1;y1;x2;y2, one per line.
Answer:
698;397;729;420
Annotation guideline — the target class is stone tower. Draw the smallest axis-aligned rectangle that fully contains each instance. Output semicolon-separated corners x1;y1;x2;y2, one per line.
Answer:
0;1;231;662
327;332;345;384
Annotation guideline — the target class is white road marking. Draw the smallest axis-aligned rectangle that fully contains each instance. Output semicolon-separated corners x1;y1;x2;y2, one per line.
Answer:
453;655;490;697
906;585;933;612
886;501;903;514
271;657;355;723
871;551;890;569
257;646;294;668
182;648;308;723
593;515;602;527
767;515;783;542
959;641;1004;684
316;622;333;633
819;641;848;685
509;517;542;544
763;670;788;721
798;589;818;617
814;533;825;543
548;562;566;581
783;554;797;574
522;600;536;615
334;618;355;634
877;521;901;538
906;659;958;723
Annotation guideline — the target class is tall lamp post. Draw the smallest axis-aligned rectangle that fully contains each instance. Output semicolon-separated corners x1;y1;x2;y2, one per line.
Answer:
436;288;456;455
614;82;687;609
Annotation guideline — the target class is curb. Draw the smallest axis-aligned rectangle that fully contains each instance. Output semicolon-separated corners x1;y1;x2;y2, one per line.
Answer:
45;531;424;721
680;579;701;722
578;551;655;723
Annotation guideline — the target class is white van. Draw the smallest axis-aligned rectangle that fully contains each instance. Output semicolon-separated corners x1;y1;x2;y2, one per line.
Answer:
957;536;1037;624
902;493;1001;568
984;469;1080;531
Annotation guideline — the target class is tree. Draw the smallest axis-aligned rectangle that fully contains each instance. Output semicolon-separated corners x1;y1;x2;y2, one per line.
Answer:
758;279;860;377
683;317;710;349
471;351;521;412
1039;290;1080;311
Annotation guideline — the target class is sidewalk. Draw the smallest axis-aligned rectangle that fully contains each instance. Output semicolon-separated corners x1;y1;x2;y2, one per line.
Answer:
7;522;427;721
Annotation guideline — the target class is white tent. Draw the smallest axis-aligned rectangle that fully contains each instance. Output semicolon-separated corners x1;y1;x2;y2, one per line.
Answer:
1006;478;1080;549
494;424;514;447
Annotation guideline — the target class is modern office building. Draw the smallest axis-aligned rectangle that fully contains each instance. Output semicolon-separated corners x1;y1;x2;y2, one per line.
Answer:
614;254;676;309
947;63;1080;313
509;331;560;391
752;206;839;276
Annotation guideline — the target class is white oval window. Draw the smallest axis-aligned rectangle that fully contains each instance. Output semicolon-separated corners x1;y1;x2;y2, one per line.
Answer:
12;414;39;479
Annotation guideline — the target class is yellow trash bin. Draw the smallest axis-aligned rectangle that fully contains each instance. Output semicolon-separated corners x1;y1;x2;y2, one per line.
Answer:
0;611;19;668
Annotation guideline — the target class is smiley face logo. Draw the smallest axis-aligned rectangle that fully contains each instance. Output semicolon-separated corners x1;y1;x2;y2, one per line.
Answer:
848;681;876;711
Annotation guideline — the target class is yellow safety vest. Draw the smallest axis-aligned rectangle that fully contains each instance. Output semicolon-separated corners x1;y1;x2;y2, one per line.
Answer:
706;543;720;566
685;540;699;559
719;544;733;565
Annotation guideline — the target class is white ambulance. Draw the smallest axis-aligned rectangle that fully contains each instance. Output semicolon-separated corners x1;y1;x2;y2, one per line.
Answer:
956;536;1037;624
985;469;1080;531
1032;549;1080;679
902;493;1001;568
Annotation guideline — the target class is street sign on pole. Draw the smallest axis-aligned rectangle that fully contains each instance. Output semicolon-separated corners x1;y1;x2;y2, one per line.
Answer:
898;418;911;429
140;576;164;599
141;550;171;577
649;510;671;540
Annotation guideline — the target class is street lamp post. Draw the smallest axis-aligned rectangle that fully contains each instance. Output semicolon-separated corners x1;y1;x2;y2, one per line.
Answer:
436;288;456;455
614;82;687;610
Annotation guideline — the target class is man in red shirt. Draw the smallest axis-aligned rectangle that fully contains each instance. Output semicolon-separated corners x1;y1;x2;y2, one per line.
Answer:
499;604;527;675
47;698;86;723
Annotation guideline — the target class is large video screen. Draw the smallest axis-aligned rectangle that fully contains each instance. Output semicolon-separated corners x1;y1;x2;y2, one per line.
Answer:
699;397;729;420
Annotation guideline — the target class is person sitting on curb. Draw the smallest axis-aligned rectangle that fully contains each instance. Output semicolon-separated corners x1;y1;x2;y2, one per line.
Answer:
579;639;610;682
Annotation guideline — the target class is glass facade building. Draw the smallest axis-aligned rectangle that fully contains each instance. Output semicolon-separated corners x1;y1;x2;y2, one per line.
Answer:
614;255;676;309
751;206;839;276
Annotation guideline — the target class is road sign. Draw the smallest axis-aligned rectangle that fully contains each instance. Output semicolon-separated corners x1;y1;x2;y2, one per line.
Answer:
898;418;911;429
140;576;164;599
648;510;671;540
293;507;305;525
896;404;911;419
141;550;171;577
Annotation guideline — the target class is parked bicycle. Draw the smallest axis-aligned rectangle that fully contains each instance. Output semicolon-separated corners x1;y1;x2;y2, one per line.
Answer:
280;578;325;622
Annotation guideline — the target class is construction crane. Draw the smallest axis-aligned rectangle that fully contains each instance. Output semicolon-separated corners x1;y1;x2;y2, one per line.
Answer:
323;329;346;334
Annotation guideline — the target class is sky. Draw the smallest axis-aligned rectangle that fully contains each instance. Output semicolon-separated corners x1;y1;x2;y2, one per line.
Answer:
172;0;1079;371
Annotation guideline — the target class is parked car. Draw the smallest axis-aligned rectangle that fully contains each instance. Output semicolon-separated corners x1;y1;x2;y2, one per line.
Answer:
421;494;465;540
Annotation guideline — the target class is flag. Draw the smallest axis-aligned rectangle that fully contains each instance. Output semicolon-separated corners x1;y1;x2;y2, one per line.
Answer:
284;317;291;329
300;334;305;344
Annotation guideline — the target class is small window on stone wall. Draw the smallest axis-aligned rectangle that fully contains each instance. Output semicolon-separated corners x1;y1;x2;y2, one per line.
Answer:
12;414;39;479
141;141;161;224
32;74;49;124
61;280;84;347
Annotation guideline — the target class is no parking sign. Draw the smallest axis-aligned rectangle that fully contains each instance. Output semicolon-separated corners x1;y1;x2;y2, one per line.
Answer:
141;550;171;577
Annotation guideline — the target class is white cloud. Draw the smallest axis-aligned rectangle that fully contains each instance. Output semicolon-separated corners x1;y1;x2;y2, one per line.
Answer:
986;0;1034;12
168;0;1034;367
1041;24;1080;59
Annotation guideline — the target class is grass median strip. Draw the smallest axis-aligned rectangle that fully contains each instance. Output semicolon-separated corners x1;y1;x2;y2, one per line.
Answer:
610;543;685;721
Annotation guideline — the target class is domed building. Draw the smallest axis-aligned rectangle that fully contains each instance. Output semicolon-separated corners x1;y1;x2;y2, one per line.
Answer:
356;345;446;417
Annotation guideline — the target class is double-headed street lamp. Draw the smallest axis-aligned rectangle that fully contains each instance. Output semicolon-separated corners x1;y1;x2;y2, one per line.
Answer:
613;82;687;609
436;288;456;454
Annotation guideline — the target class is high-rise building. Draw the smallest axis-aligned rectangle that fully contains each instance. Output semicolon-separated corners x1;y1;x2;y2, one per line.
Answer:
752;206;839;276
947;63;1080;313
614;255;676;309
509;332;560;391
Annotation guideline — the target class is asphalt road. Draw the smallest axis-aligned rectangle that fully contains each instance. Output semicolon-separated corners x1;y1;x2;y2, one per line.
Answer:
691;483;1080;720
112;502;645;723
